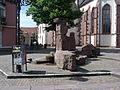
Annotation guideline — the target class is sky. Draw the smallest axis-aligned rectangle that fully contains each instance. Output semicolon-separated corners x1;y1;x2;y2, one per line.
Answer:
20;6;37;27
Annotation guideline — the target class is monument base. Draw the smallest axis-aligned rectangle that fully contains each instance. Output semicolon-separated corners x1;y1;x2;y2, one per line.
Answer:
55;50;76;71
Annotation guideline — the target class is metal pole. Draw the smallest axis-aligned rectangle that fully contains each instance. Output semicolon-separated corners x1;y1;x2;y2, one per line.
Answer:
12;51;14;72
16;0;22;73
17;0;21;45
25;48;27;71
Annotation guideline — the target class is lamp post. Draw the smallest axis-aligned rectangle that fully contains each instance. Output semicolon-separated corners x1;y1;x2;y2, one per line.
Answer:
16;0;21;45
17;0;31;45
16;0;31;73
8;0;32;73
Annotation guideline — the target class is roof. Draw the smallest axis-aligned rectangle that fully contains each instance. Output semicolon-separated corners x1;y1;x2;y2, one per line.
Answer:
79;0;120;7
20;27;38;35
79;0;94;7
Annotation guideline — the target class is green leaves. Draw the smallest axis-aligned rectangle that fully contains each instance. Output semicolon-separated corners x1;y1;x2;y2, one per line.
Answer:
26;0;83;31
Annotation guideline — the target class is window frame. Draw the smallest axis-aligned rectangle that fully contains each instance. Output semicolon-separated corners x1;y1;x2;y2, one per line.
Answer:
102;4;111;34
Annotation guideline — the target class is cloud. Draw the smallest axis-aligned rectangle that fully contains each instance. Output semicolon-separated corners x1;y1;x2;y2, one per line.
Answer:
20;6;37;27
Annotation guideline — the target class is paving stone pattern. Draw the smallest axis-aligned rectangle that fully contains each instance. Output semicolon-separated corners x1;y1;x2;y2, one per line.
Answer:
0;73;120;89
0;47;120;89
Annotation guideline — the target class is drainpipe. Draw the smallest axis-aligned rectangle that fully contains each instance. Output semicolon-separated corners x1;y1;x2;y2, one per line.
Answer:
98;0;101;47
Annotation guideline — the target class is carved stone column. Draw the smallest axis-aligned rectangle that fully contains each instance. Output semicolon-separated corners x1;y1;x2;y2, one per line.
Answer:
54;18;68;50
54;18;77;71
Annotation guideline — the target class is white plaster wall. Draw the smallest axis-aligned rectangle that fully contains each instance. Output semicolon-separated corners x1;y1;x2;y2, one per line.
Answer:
67;17;81;45
100;0;116;34
38;24;47;45
100;0;117;46
111;34;116;46
67;27;79;45
100;35;116;46
100;35;111;46
91;35;95;45
90;35;100;46
97;35;100;45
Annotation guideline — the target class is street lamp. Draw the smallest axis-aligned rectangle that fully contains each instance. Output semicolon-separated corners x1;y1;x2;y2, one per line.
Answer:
16;0;32;45
7;0;33;73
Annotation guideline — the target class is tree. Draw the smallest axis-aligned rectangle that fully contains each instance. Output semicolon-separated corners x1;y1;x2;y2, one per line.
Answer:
26;0;83;31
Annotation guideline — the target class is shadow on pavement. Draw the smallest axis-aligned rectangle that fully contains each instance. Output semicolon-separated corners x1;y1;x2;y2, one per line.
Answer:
89;58;101;61
27;48;56;54
75;67;89;73
91;70;111;72
23;70;46;74
69;77;89;82
100;48;120;53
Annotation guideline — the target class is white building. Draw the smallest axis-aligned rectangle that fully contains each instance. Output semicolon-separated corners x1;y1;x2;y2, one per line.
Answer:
38;24;47;45
79;0;120;47
38;23;55;46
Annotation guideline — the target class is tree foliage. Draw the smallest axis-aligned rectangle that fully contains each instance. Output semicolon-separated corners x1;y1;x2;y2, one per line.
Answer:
26;0;83;31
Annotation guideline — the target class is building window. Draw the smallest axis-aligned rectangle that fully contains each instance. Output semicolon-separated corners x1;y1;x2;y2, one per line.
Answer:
0;0;5;4
0;7;6;25
102;4;111;34
0;8;4;17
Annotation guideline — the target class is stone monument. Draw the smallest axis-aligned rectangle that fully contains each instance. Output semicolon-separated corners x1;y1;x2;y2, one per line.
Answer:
54;18;76;71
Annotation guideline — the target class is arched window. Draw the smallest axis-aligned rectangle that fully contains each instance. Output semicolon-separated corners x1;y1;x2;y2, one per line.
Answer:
102;4;111;34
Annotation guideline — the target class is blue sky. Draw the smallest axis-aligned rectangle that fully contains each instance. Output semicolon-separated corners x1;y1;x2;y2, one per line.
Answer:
20;6;37;27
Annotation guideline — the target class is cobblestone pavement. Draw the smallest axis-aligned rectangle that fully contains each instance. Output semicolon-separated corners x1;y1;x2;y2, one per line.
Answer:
0;47;120;89
0;73;120;89
79;57;120;73
99;48;120;60
1;47;120;75
77;47;120;73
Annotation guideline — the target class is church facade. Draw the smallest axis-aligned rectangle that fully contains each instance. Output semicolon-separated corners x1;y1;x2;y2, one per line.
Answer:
79;0;120;47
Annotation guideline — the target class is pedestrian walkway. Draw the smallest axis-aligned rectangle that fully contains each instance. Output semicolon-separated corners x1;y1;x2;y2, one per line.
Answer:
1;82;120;90
99;47;120;60
0;47;120;78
